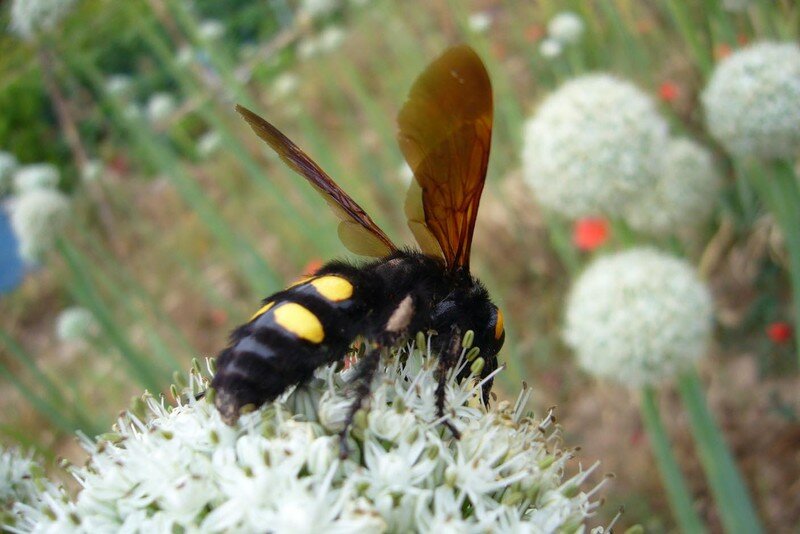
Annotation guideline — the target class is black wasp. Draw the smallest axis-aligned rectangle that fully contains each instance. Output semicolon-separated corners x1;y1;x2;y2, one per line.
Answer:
212;45;505;448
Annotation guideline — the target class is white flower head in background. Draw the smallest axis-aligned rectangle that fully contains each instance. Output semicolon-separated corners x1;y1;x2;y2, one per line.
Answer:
12;163;59;195
317;26;346;54
624;137;722;237
564;248;713;387
523;74;669;218
10;0;76;41
146;92;177;126
539;37;563;59
197;131;222;159
15;342;604;532
547;11;585;44
56;306;99;343
467;11;492;34
0;448;45;528
81;159;104;183
9;188;70;264
397;162;414;185
0;152;19;197
271;73;299;101
198;19;225;41
702;41;800;160
104;74;133;97
298;0;337;19
175;45;195;68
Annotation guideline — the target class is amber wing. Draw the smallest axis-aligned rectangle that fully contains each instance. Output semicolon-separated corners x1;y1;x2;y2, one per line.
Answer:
237;105;397;257
397;45;493;271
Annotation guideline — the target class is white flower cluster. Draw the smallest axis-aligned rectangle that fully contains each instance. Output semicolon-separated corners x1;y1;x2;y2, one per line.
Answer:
624;138;722;236
523;74;669;217
197;131;222;159
702;41;800;160
539;11;585;58
10;0;76;41
0;152;19;197
564;248;713;387
1;448;45;529
14;344;603;532
104;74;133;97
12;164;59;195
146;92;177;126
9;188;70;264
298;0;337;19
297;26;346;59
55;307;98;343
197;19;225;41
467;12;492;34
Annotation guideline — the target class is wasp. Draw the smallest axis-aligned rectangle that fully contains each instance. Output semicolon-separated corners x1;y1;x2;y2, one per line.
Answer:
212;45;505;449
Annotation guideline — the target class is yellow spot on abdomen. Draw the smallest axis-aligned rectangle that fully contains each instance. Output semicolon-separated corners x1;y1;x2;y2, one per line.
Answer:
310;275;353;302
249;301;275;321
274;303;324;343
494;308;505;340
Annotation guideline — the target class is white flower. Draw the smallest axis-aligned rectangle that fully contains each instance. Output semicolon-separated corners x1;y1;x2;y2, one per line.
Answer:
197;131;222;158
13;164;59;194
104;74;132;97
539;38;563;58
0;151;19;197
271;73;299;101
318;26;345;53
624;137;722;237
298;0;336;19
198;19;225;41
15;341;603;532
175;45;195;67
564;248;714;386
468;11;492;33
1;448;46;529
397;162;414;185
145;92;177;125
81;159;104;183
10;188;70;264
297;38;320;59
523;74;669;218
10;0;76;41
547;11;584;43
702;41;800;160
55;306;98;342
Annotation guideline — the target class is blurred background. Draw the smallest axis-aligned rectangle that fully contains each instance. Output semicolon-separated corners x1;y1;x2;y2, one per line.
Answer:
0;0;798;531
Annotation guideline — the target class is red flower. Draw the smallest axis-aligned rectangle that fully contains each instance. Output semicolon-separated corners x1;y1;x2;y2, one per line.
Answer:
767;322;793;344
572;217;609;251
301;258;323;277
659;81;680;102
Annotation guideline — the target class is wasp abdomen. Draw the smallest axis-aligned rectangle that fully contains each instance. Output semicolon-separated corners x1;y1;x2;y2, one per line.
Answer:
212;273;367;423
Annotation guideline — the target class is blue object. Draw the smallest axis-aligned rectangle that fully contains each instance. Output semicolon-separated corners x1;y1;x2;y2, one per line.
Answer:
0;205;25;293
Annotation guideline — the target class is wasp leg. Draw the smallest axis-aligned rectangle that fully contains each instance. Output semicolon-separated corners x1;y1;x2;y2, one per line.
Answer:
435;328;462;440
338;345;382;459
338;295;415;458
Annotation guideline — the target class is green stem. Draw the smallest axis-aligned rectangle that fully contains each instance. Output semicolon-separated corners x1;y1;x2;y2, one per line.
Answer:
677;370;763;534
742;160;800;367
640;386;707;534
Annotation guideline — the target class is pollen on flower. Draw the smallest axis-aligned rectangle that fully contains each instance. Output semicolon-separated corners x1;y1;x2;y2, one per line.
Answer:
12;340;605;532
